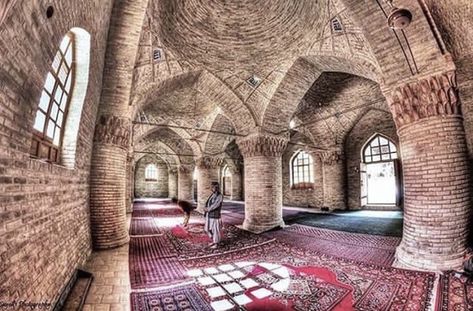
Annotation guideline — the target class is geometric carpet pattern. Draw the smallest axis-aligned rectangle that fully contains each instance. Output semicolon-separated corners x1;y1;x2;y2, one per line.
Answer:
267;224;401;266
128;199;460;311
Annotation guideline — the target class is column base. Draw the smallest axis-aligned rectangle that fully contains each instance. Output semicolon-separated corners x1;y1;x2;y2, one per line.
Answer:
394;243;465;272
93;234;130;251
238;218;286;234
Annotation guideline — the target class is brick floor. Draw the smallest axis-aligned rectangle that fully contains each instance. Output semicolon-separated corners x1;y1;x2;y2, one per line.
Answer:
83;216;131;311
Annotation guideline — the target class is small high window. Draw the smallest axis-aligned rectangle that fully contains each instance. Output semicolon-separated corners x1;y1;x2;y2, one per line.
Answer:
291;150;314;189
31;33;75;162
363;134;398;163
145;164;158;181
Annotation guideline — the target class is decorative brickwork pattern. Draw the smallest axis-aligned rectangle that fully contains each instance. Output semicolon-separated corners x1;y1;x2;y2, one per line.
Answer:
237;133;289;233
387;71;461;128
394;116;470;270
93;115;131;149
238;132;288;158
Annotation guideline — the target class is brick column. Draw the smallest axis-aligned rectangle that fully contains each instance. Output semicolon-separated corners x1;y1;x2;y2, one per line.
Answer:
90;116;131;249
125;152;134;213
320;148;346;210
196;157;224;213
230;167;243;201
89;0;148;249
168;167;178;198
178;165;194;202
237;132;288;233
385;71;471;271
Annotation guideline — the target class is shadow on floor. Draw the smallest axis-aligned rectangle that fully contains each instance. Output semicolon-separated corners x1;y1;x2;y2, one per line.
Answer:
283;212;403;237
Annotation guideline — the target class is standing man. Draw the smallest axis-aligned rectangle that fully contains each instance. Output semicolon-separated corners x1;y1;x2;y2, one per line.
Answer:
204;182;223;248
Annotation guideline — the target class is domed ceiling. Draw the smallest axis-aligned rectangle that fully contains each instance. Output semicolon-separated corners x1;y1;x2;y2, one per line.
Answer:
158;0;327;72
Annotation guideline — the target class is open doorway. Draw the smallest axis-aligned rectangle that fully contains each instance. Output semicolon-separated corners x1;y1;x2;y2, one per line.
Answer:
221;165;232;197
360;134;402;208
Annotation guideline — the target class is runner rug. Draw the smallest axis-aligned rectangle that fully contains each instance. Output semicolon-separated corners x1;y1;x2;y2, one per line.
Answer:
130;218;161;236
267;224;400;266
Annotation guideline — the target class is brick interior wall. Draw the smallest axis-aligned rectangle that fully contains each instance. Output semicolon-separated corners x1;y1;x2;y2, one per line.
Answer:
134;155;169;198
282;135;323;208
0;0;113;306
345;109;399;210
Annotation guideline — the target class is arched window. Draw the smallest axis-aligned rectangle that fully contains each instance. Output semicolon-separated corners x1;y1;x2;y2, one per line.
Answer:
360;134;401;206
30;28;90;167
363;134;398;163
145;164;158;181
290;150;314;189
31;34;74;162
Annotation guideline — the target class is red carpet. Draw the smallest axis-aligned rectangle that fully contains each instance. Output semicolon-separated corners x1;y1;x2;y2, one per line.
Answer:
129;236;187;288
268;224;400;266
128;200;440;310
130;218;161;236
437;271;473;310
167;223;275;260
180;241;434;311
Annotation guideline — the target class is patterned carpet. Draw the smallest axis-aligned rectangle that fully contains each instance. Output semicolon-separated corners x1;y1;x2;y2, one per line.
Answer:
266;224;400;266
127;199;466;311
436;272;473;311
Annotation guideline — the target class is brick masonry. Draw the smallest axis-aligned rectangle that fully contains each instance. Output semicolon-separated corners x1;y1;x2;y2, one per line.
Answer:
134;155;169;198
1;0;473;305
0;0;114;307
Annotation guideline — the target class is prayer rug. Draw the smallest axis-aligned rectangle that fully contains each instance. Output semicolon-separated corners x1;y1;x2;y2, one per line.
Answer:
168;223;275;260
436;271;473;311
181;241;435;311
131;284;212;311
130;218;161;236
267;224;400;266
129;236;187;289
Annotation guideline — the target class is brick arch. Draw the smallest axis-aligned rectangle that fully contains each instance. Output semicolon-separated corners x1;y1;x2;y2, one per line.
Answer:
339;0;452;87
135;126;196;165
262;55;381;134
134;141;180;168
132;70;257;135
203;113;237;155
135;124;202;157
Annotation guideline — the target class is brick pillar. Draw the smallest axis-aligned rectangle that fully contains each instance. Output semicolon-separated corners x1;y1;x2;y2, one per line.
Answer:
90;116;131;249
237;132;288;233
320;148;346;210
230;167;243;201
385;71;471;271
196;157;224;213
178;165;194;202
125;153;133;213
89;0;148;249
168;167;178;198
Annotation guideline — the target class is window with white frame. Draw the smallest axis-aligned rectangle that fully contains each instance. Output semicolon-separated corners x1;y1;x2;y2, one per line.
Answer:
291;150;314;189
145;164;158;181
31;33;75;162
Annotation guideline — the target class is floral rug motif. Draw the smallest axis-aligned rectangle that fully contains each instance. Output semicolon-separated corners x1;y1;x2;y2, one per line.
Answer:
180;241;435;311
131;284;212;311
128;200;441;310
167;223;275;260
437;272;473;311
